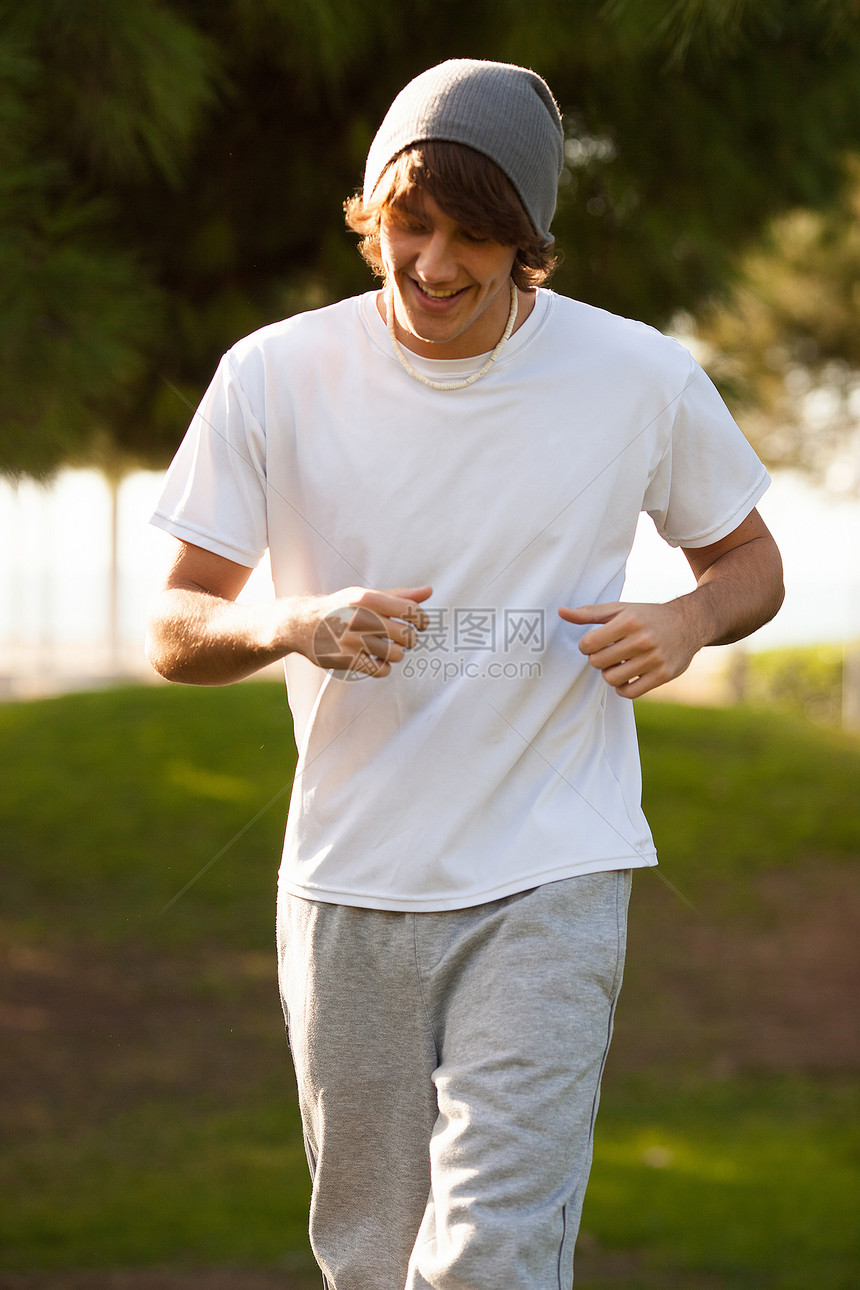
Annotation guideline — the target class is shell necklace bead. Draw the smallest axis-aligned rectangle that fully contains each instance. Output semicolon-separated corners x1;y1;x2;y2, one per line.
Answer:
386;279;519;391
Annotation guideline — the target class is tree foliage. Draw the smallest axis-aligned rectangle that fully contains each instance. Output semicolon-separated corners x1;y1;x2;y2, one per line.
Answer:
0;0;215;476
693;160;860;488
2;0;860;476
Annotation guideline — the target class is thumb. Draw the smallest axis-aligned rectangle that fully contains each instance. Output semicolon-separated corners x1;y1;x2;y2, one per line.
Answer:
387;585;434;603
558;603;622;625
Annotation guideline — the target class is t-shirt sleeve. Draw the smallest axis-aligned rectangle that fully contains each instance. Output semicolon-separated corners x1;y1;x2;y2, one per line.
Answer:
642;357;771;548
151;353;268;567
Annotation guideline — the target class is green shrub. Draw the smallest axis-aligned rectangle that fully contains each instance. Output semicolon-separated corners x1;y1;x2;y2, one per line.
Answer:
743;644;846;725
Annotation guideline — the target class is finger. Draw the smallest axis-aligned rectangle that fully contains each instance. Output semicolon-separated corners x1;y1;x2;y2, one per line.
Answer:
343;607;418;650
582;622;649;665
368;586;433;608
558;603;622;626
357;587;434;630
384;585;434;604
601;648;673;697
612;672;660;700
598;657;647;686
579;622;641;659
320;626;399;664
589;628;662;674
584;645;628;670
351;652;392;678
390;620;419;649
350;632;406;664
388;590;432;630
316;643;393;676
578;629;622;658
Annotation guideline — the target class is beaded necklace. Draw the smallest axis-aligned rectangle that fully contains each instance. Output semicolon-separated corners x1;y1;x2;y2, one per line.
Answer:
386;279;518;391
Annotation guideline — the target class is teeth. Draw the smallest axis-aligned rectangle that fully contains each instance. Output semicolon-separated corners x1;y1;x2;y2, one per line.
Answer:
419;285;460;299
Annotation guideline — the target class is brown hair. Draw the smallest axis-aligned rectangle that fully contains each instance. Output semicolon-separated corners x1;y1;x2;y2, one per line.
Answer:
344;141;558;291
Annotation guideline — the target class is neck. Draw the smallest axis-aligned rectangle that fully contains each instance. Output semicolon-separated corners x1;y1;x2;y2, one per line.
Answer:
383;280;522;392
376;282;534;361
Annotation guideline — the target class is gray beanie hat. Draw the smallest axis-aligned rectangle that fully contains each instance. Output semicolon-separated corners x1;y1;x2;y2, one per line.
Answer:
363;59;564;246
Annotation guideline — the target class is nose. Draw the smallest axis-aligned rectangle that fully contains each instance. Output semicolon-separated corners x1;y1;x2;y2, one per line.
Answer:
415;229;457;283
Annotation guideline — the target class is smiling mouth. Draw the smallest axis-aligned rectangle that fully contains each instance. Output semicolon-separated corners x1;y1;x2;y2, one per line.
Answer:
412;281;467;302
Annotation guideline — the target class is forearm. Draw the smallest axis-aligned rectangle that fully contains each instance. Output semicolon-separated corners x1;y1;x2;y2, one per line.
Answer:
562;517;784;699
146;588;305;685
678;533;785;651
146;578;431;687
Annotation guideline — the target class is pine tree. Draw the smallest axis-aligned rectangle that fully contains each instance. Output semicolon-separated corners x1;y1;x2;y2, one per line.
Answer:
2;0;860;475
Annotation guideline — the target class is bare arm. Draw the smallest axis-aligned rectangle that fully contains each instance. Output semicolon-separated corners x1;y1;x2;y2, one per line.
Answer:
146;540;432;686
558;508;784;699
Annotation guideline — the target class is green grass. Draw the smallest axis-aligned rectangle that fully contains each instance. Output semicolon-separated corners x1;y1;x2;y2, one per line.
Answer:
2;685;856;946
0;681;297;948
3;1073;856;1287
636;701;860;884
1;682;858;1285
0;1089;312;1271
582;1075;859;1289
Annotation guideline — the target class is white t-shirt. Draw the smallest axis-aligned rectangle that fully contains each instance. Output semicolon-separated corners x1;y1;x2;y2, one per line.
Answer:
153;288;769;911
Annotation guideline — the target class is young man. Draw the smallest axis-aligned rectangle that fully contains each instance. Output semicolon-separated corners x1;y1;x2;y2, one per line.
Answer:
147;59;783;1290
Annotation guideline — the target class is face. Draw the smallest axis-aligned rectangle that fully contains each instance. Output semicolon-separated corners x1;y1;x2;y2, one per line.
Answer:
379;192;518;360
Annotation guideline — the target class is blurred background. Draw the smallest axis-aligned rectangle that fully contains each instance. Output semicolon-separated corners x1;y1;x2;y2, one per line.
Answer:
1;2;858;1288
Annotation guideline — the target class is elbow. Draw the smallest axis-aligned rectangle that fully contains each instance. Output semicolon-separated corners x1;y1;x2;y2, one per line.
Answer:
144;613;242;687
764;547;786;627
743;553;785;641
145;624;181;683
144;590;209;685
145;605;198;685
771;573;786;624
747;530;785;633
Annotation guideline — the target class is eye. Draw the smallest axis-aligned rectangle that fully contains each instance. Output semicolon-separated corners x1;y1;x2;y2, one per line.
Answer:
386;202;429;232
461;229;490;244
389;214;428;236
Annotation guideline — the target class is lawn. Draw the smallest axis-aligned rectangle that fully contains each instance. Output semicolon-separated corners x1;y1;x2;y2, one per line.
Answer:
1;682;857;1288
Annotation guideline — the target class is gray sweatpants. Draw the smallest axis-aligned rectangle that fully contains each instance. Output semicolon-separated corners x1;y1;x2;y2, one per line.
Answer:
277;870;631;1290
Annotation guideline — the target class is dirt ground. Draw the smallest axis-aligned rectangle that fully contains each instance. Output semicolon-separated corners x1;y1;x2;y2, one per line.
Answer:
2;860;857;1289
0;1254;730;1290
0;1276;317;1290
613;859;860;1075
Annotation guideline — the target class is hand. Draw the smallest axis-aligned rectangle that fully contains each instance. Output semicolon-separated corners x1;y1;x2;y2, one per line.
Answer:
558;600;700;699
293;585;433;678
